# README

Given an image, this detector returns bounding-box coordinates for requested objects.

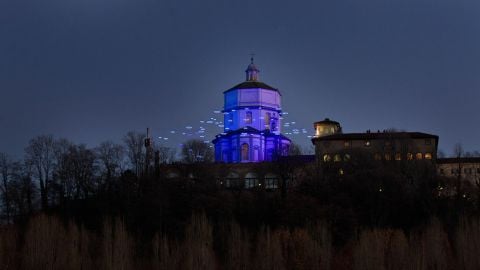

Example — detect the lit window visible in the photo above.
[365,140,371,147]
[407,153,413,160]
[339,169,344,175]
[416,153,423,160]
[323,154,331,162]
[385,153,392,161]
[425,153,432,160]
[241,143,249,161]
[334,154,342,162]
[344,141,350,147]
[245,112,252,124]
[344,154,351,161]
[395,153,401,161]
[374,153,382,160]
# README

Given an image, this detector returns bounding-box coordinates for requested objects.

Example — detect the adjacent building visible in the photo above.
[437,157,480,185]
[311,118,439,163]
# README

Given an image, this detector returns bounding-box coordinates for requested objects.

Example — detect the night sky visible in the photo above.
[1,0,479,158]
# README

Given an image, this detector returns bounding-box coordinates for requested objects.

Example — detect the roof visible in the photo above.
[314,118,341,125]
[313,132,439,141]
[224,81,279,93]
[437,157,480,164]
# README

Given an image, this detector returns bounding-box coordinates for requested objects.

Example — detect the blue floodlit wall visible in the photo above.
[213,83,291,163]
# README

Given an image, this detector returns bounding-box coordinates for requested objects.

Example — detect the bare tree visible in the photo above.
[123,131,146,176]
[96,141,125,184]
[56,144,97,200]
[181,139,214,163]
[288,143,303,156]
[0,153,14,222]
[24,135,56,210]
[155,143,176,164]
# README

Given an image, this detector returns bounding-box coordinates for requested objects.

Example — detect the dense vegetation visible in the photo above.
[1,133,480,269]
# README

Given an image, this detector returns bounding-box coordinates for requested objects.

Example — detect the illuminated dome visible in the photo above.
[314,118,342,137]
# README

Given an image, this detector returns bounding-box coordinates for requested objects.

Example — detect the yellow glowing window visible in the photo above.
[365,140,371,147]
[334,154,342,162]
[416,153,423,160]
[344,141,350,147]
[407,153,413,160]
[344,154,351,161]
[323,154,331,162]
[395,153,401,161]
[385,153,392,161]
[339,168,344,175]
[425,153,432,160]
[374,153,382,160]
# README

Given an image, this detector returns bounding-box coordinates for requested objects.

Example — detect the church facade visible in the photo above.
[212,59,291,163]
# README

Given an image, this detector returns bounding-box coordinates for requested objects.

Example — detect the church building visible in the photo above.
[212,59,291,163]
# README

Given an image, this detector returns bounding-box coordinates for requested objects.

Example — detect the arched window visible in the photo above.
[245,111,252,124]
[425,153,432,160]
[244,172,258,189]
[323,154,331,162]
[395,153,402,161]
[374,153,382,161]
[416,153,423,160]
[241,143,249,161]
[264,113,271,129]
[385,153,392,161]
[407,153,413,160]
[334,154,342,162]
[264,173,279,189]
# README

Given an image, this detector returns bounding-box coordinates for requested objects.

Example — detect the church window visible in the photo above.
[264,113,271,129]
[323,154,331,162]
[407,153,413,160]
[395,153,402,161]
[245,112,252,124]
[425,153,432,160]
[416,153,423,160]
[241,143,249,161]
[334,154,342,162]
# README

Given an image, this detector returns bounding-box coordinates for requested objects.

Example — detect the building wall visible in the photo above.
[437,159,480,185]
